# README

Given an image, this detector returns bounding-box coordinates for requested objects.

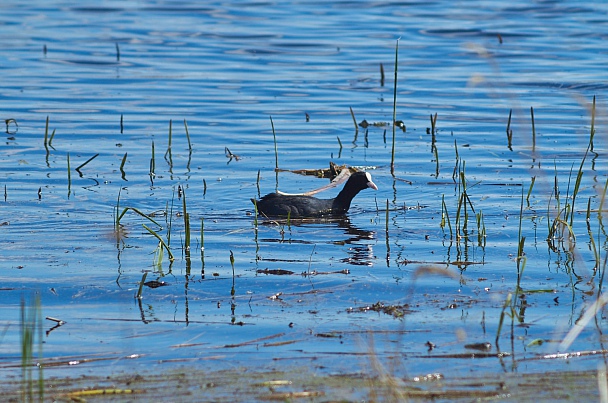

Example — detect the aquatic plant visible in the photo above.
[20,295,43,402]
[75,153,99,177]
[390,38,399,175]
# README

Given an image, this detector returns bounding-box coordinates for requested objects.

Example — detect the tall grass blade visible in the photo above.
[48,129,56,149]
[136,272,148,299]
[67,152,71,197]
[390,38,399,176]
[517,187,526,273]
[75,153,99,177]
[43,116,49,152]
[256,170,261,197]
[349,107,358,134]
[385,199,390,263]
[530,106,536,150]
[433,142,439,178]
[253,198,258,229]
[526,176,536,205]
[230,251,236,297]
[441,194,453,238]
[116,206,163,229]
[270,116,278,171]
[590,95,596,152]
[150,141,156,179]
[143,224,175,262]
[506,109,513,149]
[164,119,173,159]
[184,119,192,151]
[182,188,191,257]
[200,217,205,252]
[495,293,512,348]
[20,295,43,402]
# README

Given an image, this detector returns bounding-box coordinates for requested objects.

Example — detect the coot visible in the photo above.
[252,171,378,217]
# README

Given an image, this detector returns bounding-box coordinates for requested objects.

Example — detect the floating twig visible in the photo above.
[120,152,128,181]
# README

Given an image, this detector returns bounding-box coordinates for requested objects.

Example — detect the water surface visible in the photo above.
[1,0,607,395]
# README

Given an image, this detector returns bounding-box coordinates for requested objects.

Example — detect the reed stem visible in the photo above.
[390,38,399,176]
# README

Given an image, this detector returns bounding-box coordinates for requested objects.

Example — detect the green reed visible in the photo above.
[75,153,99,176]
[120,114,124,134]
[182,187,191,258]
[150,141,156,178]
[48,129,56,149]
[183,119,192,151]
[256,170,261,197]
[385,199,390,261]
[433,140,439,178]
[440,194,453,238]
[349,106,358,134]
[385,199,389,234]
[526,176,536,206]
[66,152,71,196]
[452,139,459,182]
[253,198,259,229]
[590,95,596,151]
[43,116,51,152]
[270,116,278,171]
[200,217,205,252]
[20,294,44,402]
[166,190,175,246]
[390,38,399,176]
[546,111,595,250]
[136,272,147,299]
[530,106,536,150]
[143,224,175,262]
[506,108,513,149]
[476,209,486,247]
[429,112,437,135]
[164,119,173,160]
[455,161,476,240]
[495,292,512,348]
[586,197,600,271]
[230,251,236,297]
[517,186,526,275]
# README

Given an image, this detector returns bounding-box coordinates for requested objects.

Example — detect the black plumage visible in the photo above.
[252,171,378,217]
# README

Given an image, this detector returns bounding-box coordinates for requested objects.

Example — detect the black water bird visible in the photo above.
[252,171,378,218]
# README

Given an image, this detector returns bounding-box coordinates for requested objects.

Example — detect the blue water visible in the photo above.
[1,0,607,385]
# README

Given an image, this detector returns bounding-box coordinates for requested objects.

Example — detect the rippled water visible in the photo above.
[1,0,608,391]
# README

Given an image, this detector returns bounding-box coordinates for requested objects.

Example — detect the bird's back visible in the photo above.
[253,193,334,217]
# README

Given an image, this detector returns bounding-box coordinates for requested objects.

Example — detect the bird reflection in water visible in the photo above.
[334,218,376,266]
[257,216,376,267]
